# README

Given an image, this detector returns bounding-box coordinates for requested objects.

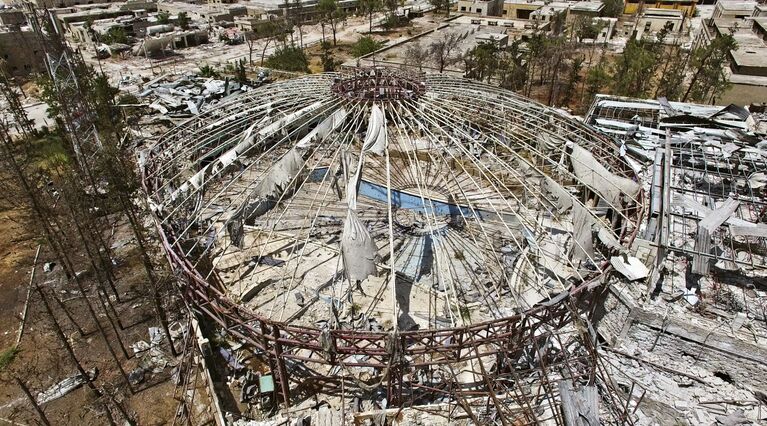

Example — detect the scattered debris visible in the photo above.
[36,368,98,405]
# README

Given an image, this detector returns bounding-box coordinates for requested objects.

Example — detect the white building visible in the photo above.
[633,8,685,39]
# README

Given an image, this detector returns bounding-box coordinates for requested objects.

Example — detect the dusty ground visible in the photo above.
[0,187,186,424]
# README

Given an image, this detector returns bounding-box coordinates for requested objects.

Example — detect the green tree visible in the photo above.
[199,64,219,78]
[464,42,499,82]
[320,41,339,71]
[177,11,190,30]
[584,59,610,105]
[404,41,429,72]
[358,0,381,34]
[572,17,607,43]
[602,0,624,17]
[653,23,687,100]
[428,0,451,17]
[497,40,527,91]
[84,17,95,42]
[351,35,383,57]
[157,11,170,25]
[561,55,584,106]
[382,0,404,28]
[235,59,248,83]
[611,37,659,97]
[319,0,345,46]
[654,50,687,100]
[254,19,288,66]
[682,33,737,103]
[265,45,309,72]
[522,32,546,96]
[290,0,305,47]
[101,26,128,45]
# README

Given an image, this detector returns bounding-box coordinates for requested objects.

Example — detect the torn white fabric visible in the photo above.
[341,209,377,282]
[596,225,624,253]
[219,148,238,169]
[362,105,387,156]
[693,197,740,274]
[537,133,561,152]
[730,224,767,237]
[672,194,755,228]
[190,167,207,190]
[254,148,304,198]
[698,197,740,233]
[571,203,594,263]
[749,172,766,189]
[346,167,360,210]
[544,176,573,213]
[297,108,348,148]
[569,143,640,208]
[317,108,347,139]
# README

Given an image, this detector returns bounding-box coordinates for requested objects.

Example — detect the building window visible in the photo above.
[644,22,651,31]
[476,8,482,13]
[460,6,465,11]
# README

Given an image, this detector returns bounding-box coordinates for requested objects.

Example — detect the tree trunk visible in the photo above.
[120,194,177,356]
[682,49,713,102]
[15,377,51,426]
[261,39,271,66]
[547,53,562,106]
[298,26,303,47]
[35,283,99,394]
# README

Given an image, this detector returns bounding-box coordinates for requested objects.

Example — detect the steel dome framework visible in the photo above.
[142,68,644,424]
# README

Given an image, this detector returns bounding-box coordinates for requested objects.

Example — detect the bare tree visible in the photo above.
[255,20,287,66]
[319,0,345,46]
[358,0,381,34]
[291,0,305,47]
[428,31,462,73]
[404,41,429,72]
[243,31,258,65]
[428,0,451,17]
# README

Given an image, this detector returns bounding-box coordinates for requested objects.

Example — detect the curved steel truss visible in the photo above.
[142,68,644,423]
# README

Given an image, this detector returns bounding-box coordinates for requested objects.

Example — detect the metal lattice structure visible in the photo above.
[23,2,101,170]
[142,68,644,423]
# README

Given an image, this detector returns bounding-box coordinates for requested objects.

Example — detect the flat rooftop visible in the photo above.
[730,34,767,67]
[570,1,604,12]
[716,1,756,11]
[643,7,684,17]
[503,0,545,5]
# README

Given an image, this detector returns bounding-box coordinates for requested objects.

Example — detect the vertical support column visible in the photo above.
[272,325,291,408]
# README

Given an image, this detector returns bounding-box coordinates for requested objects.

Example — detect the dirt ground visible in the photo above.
[0,192,186,424]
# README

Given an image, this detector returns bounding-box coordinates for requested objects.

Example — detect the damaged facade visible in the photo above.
[587,94,767,425]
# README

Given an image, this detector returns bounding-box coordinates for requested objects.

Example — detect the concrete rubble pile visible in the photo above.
[587,94,767,425]
[137,72,270,118]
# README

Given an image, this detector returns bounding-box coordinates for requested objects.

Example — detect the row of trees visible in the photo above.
[588,24,737,104]
[455,23,737,109]
[0,35,181,423]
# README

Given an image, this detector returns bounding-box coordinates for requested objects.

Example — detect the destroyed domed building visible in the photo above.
[141,68,653,424]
